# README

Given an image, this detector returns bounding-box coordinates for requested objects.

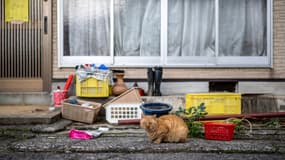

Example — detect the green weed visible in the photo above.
[176,103,208,138]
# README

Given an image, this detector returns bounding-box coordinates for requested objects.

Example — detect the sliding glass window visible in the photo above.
[58,0,271,67]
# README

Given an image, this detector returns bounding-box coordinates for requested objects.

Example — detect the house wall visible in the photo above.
[52,0,285,80]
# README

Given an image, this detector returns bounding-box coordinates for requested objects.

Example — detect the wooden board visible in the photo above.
[0,78,42,92]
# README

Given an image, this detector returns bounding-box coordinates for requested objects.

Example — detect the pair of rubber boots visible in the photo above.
[147,66,163,96]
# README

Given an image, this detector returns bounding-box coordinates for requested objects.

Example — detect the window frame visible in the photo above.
[58,0,273,68]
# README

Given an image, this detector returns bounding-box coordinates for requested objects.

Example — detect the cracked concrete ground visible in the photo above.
[0,120,285,160]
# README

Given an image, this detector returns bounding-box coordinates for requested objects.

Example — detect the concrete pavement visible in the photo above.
[0,120,285,160]
[0,152,284,160]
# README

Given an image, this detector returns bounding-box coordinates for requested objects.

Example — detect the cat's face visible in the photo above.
[140,115,158,132]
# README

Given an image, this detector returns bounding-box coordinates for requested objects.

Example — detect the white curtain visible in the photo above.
[63,0,266,57]
[168,0,266,57]
[219,0,266,56]
[114,0,161,56]
[168,0,215,57]
[63,0,110,56]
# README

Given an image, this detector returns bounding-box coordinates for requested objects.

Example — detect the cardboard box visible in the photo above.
[62,99,102,124]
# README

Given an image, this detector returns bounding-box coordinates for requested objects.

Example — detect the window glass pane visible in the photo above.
[63,0,110,56]
[219,0,267,56]
[114,0,161,56]
[168,0,215,57]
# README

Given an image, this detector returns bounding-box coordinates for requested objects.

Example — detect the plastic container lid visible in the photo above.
[98,64,108,70]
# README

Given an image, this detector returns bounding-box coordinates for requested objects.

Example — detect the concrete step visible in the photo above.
[0,92,284,116]
[0,92,51,105]
[0,105,61,125]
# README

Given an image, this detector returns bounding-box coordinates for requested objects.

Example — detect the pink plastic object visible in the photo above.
[53,90,68,107]
[69,129,93,140]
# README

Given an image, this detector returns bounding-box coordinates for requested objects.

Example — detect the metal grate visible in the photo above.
[0,0,43,78]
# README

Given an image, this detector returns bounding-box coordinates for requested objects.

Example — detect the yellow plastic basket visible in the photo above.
[76,76,109,97]
[185,93,241,115]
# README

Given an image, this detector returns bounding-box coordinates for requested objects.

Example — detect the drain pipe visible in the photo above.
[198,112,285,121]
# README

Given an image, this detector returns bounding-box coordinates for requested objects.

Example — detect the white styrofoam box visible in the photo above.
[106,103,143,124]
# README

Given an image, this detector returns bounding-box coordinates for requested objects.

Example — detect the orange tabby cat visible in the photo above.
[140,114,189,144]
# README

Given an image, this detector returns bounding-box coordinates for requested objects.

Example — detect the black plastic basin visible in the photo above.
[140,102,173,117]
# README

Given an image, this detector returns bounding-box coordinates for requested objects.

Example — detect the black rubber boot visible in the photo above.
[147,67,154,96]
[153,66,162,96]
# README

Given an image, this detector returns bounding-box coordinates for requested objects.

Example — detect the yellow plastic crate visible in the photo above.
[76,76,109,97]
[185,93,241,115]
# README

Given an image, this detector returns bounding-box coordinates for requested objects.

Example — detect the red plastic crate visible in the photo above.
[204,122,235,141]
